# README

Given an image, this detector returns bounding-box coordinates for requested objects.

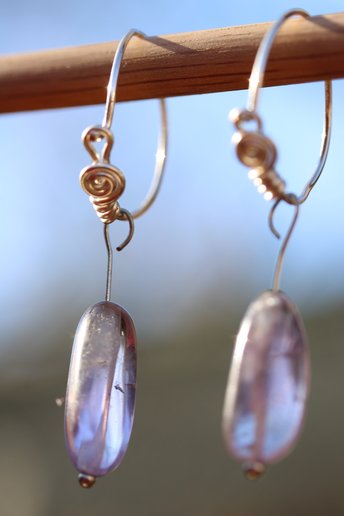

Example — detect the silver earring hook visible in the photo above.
[248,9,309,112]
[101,30,168,221]
[81,30,168,302]
[131,98,168,219]
[230,9,333,291]
[98,30,167,302]
[83,30,168,226]
[102,29,145,130]
[246,8,332,206]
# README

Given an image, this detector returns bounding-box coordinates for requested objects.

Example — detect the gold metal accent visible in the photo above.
[230,9,332,291]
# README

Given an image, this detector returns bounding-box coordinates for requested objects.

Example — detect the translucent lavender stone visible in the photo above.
[222,290,310,466]
[64,301,136,478]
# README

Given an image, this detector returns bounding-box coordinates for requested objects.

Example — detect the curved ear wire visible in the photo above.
[244,8,332,206]
[79,30,168,302]
[102,30,168,221]
[248,9,310,111]
[230,8,332,291]
[103,30,146,130]
[298,79,332,204]
[131,98,168,219]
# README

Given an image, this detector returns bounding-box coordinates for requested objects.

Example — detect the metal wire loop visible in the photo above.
[271,200,300,292]
[103,29,168,219]
[230,9,332,208]
[85,29,168,222]
[82,126,114,163]
[103,29,146,130]
[245,8,332,206]
[80,29,168,301]
[230,9,332,291]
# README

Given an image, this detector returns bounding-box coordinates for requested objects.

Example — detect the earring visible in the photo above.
[222,9,332,479]
[64,30,168,488]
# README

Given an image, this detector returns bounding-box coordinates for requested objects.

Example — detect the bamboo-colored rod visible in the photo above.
[0,12,344,113]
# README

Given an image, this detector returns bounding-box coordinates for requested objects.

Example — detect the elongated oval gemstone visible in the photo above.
[64,301,136,484]
[222,290,310,475]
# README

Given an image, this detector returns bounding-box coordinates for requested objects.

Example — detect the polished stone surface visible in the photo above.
[65,301,136,478]
[222,290,310,466]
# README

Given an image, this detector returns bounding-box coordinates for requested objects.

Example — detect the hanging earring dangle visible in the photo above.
[222,9,332,479]
[64,30,168,488]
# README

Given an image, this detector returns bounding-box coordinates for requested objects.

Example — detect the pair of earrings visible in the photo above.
[63,9,332,488]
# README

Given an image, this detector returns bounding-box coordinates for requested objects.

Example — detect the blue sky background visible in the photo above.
[1,0,343,353]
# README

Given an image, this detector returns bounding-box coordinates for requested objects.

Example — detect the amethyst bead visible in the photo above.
[64,301,137,482]
[222,290,310,472]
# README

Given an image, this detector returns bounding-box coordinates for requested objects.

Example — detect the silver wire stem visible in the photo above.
[242,8,333,292]
[131,98,168,219]
[298,80,332,204]
[83,29,168,303]
[103,29,146,130]
[272,203,300,292]
[104,223,113,302]
[99,29,168,221]
[247,8,332,208]
[248,9,309,113]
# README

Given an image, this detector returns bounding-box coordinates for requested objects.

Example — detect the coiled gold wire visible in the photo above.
[80,126,125,224]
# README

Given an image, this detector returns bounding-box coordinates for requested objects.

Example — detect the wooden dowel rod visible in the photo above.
[0,12,344,114]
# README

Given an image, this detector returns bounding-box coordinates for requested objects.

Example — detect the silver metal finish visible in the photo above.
[248,9,309,112]
[272,201,300,292]
[230,9,332,290]
[103,30,145,130]
[79,30,168,301]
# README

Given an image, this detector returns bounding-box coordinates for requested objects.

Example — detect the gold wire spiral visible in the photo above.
[230,108,286,202]
[80,125,126,224]
[80,163,125,223]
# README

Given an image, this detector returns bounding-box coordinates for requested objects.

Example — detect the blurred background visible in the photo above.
[1,0,344,514]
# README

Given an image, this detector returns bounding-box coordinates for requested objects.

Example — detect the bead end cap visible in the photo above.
[78,473,96,489]
[243,462,265,480]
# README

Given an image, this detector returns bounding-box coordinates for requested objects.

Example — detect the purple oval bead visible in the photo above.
[64,301,136,478]
[222,290,310,467]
